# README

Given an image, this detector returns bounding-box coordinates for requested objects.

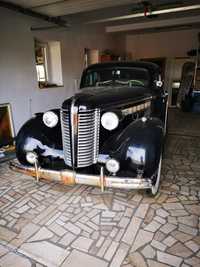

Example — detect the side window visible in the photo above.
[84,72,92,86]
[84,71,98,87]
[35,39,63,89]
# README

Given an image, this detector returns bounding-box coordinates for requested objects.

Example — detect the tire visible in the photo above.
[147,155,162,196]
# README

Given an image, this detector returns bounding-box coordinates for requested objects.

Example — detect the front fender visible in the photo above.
[16,111,65,169]
[101,117,164,177]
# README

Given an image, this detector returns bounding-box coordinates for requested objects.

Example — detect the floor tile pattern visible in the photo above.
[0,134,200,266]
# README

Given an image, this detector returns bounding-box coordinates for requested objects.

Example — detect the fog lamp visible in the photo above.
[26,152,38,164]
[106,159,120,174]
[43,111,58,128]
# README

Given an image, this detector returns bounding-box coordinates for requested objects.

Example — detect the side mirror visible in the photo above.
[154,74,163,90]
[156,80,163,87]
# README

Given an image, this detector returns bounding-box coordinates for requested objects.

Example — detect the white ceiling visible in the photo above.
[5,0,139,16]
[3,0,200,32]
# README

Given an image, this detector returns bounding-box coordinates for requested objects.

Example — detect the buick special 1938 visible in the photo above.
[11,61,168,196]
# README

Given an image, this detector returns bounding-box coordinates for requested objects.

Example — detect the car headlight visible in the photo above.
[43,111,58,128]
[101,112,119,131]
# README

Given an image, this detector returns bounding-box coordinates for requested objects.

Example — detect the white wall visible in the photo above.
[126,29,199,59]
[126,29,199,105]
[0,8,118,134]
[0,9,37,134]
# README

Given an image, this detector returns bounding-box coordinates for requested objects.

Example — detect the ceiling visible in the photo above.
[3,0,198,17]
[2,0,140,16]
[1,0,200,33]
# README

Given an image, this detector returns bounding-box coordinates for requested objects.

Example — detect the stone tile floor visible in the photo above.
[0,134,200,266]
[168,108,200,137]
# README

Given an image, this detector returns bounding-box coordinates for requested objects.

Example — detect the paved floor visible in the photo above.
[168,108,200,137]
[0,109,200,267]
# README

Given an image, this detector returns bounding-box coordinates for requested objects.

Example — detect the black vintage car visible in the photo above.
[11,61,168,196]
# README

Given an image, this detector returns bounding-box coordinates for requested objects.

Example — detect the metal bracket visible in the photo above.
[100,166,105,192]
[136,168,144,179]
[34,160,40,183]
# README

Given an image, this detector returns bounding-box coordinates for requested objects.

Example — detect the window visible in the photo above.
[81,67,150,88]
[35,39,63,89]
[36,65,46,82]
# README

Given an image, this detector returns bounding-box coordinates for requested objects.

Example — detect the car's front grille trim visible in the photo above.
[61,109,72,167]
[61,107,100,168]
[77,109,100,168]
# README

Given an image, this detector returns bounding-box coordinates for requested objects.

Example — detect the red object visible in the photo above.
[144,6,148,17]
[101,55,112,63]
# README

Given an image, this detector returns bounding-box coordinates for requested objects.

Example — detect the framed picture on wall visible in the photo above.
[0,103,15,148]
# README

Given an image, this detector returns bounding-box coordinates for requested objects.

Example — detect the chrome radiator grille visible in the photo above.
[61,109,72,167]
[61,108,100,168]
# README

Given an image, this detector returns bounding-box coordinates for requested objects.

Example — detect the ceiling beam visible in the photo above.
[32,0,138,17]
[88,4,200,24]
[106,15,200,33]
[0,0,69,28]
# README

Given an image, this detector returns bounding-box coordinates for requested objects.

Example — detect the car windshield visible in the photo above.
[81,67,150,88]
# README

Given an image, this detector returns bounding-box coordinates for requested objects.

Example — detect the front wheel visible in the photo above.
[147,155,162,196]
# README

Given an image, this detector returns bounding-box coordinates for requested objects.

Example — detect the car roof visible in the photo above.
[85,61,160,73]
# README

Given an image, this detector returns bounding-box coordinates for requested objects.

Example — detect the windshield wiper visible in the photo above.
[115,80,145,86]
[96,80,112,86]
[115,80,128,85]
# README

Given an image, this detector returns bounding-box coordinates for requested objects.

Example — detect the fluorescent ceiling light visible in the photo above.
[88,4,200,24]
[106,15,200,33]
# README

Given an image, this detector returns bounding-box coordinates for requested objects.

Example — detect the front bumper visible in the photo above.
[10,161,152,190]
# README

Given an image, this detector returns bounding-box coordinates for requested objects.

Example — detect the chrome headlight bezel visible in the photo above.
[43,111,58,128]
[101,112,119,131]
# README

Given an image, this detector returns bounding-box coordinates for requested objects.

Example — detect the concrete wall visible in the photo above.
[0,8,119,134]
[126,29,199,59]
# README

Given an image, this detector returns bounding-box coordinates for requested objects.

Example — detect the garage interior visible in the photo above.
[0,0,200,266]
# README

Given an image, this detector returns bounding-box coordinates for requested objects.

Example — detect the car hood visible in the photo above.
[62,86,152,110]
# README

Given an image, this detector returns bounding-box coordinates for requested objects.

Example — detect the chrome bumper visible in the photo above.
[10,161,152,190]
